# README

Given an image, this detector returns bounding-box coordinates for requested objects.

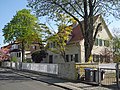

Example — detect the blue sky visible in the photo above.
[0,0,28,47]
[0,0,120,47]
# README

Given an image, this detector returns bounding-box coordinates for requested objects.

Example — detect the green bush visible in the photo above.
[23,58,32,63]
[10,57,17,62]
[31,50,47,63]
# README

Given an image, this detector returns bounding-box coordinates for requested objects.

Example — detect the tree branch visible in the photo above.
[53,1,85,38]
[93,0,96,8]
[74,1,84,15]
[93,23,101,40]
[69,3,84,18]
[89,0,93,16]
[84,0,88,18]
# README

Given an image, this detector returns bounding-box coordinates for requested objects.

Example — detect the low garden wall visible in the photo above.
[1,62,77,80]
[58,62,77,80]
[22,63,58,75]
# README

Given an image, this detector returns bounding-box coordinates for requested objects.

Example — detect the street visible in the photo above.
[0,68,65,90]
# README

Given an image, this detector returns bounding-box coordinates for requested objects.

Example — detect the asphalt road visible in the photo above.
[0,68,65,90]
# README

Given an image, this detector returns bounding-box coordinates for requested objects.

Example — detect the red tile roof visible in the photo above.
[69,15,100,43]
[69,25,83,42]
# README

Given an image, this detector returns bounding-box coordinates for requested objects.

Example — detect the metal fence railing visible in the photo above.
[75,63,120,89]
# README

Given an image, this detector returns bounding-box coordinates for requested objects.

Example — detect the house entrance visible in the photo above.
[49,55,53,63]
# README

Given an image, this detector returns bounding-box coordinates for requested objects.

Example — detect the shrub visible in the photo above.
[31,50,47,63]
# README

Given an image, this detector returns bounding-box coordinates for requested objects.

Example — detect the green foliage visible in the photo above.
[23,58,32,63]
[27,0,120,19]
[113,55,120,63]
[31,50,47,63]
[2,9,41,44]
[10,57,17,62]
[113,31,120,62]
[2,9,44,61]
[28,0,120,62]
[46,14,74,61]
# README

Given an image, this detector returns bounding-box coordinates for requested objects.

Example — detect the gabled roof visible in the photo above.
[69,25,83,42]
[68,14,112,43]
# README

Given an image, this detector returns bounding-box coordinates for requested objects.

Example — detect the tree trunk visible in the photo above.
[21,41,25,62]
[84,15,94,62]
[84,0,94,62]
[62,51,66,62]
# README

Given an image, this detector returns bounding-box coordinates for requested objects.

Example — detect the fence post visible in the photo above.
[19,62,22,70]
[116,63,120,89]
[98,68,101,86]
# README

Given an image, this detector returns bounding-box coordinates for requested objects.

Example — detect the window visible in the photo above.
[100,55,103,63]
[75,54,78,62]
[47,43,50,48]
[53,42,56,48]
[50,43,52,48]
[49,55,53,63]
[18,45,21,49]
[71,55,73,61]
[99,39,102,46]
[35,46,37,50]
[17,52,21,57]
[32,46,37,50]
[105,56,110,63]
[93,54,99,62]
[66,55,69,62]
[104,40,109,47]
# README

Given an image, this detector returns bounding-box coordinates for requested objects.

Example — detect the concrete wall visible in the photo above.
[58,62,77,80]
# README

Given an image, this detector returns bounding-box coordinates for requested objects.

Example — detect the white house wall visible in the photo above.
[46,15,112,63]
[92,16,112,55]
[47,43,81,63]
[66,44,81,62]
[80,40,85,63]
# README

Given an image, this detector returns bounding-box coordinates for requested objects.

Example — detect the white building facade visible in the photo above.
[45,15,113,64]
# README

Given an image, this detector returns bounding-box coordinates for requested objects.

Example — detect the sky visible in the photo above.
[0,0,28,47]
[0,0,120,47]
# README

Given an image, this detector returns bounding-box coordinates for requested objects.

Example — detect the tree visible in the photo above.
[31,50,47,63]
[2,9,41,62]
[46,14,74,62]
[27,0,120,62]
[112,29,120,62]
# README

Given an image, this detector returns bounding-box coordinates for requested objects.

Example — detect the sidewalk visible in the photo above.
[12,69,112,90]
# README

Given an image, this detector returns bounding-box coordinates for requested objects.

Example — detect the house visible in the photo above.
[9,42,43,62]
[45,15,113,64]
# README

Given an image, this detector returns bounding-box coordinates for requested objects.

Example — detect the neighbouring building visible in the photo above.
[45,15,113,64]
[0,45,11,61]
[9,42,42,62]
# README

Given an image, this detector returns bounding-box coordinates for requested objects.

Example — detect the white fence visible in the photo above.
[1,62,77,80]
[22,63,58,74]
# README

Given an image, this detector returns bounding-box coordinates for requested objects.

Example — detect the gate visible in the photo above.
[76,63,120,89]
